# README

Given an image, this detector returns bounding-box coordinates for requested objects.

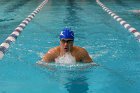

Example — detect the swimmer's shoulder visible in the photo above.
[48,46,60,55]
[73,46,87,52]
[42,46,60,62]
[73,46,93,63]
[73,46,91,58]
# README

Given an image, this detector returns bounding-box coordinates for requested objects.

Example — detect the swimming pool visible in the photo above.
[0,0,140,92]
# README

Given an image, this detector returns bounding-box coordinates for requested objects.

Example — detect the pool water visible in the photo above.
[0,0,140,93]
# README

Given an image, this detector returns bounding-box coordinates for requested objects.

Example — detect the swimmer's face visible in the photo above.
[60,39,74,53]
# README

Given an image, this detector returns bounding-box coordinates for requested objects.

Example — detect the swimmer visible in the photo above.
[42,28,94,63]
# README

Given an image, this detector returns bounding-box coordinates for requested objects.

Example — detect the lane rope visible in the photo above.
[96,0,140,42]
[0,0,48,60]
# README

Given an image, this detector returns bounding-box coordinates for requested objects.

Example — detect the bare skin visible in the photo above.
[42,39,93,63]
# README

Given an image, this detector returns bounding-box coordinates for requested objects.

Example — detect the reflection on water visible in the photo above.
[64,0,83,28]
[52,66,90,93]
[65,76,89,93]
[37,62,97,93]
[113,0,128,7]
[5,0,31,13]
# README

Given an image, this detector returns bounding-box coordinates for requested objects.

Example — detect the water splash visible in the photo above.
[55,53,76,65]
[37,61,97,72]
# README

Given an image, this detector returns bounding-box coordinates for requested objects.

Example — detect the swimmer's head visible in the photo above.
[60,28,74,40]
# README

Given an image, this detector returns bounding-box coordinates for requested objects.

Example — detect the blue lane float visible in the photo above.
[96,0,140,42]
[0,0,49,60]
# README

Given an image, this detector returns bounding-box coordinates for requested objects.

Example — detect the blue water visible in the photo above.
[0,0,140,93]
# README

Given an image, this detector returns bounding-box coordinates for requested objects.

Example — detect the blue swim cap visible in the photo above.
[60,28,74,40]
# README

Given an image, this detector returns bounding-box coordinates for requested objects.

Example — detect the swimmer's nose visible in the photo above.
[64,42,68,46]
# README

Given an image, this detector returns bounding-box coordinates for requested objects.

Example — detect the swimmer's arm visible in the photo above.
[82,50,99,66]
[83,55,99,66]
[83,54,93,63]
[81,48,94,63]
[42,53,54,62]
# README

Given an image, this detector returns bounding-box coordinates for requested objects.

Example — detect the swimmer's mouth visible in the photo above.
[64,47,68,50]
[64,47,68,51]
